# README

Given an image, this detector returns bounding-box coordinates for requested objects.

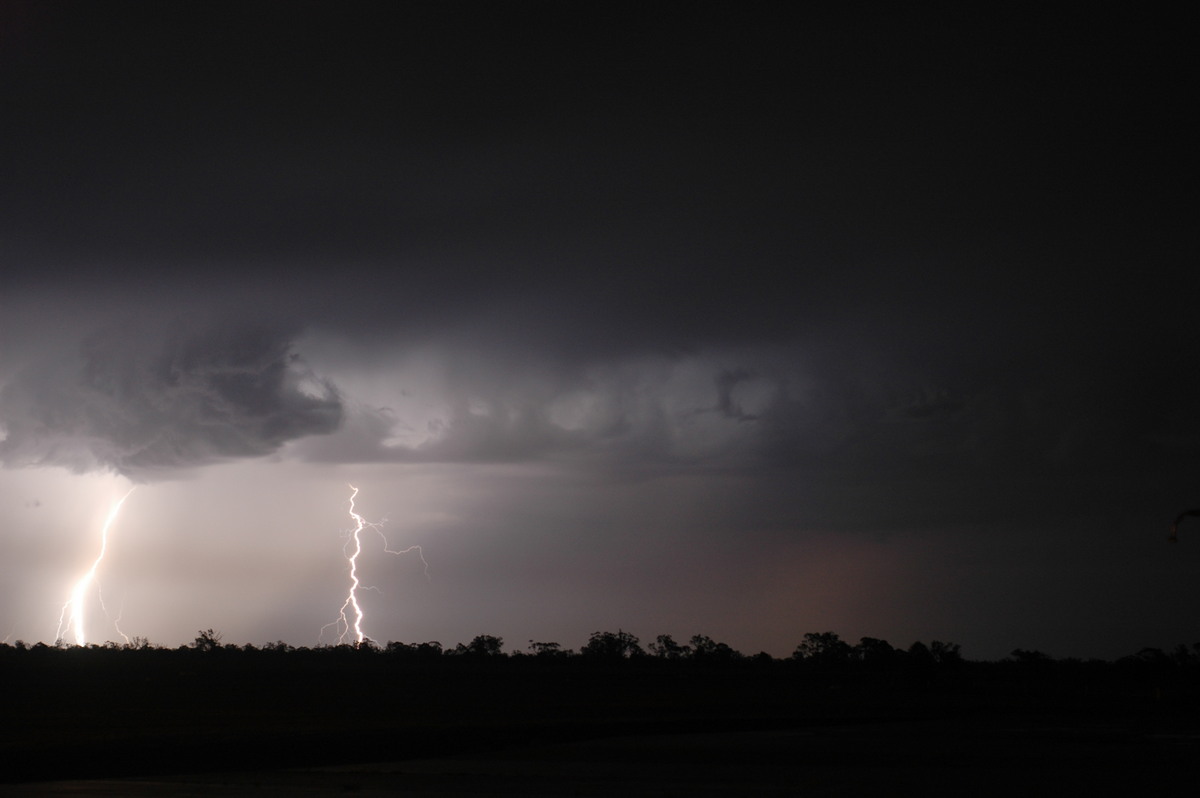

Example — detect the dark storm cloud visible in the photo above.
[0,2,1193,522]
[290,335,1150,496]
[0,2,1197,660]
[0,321,342,480]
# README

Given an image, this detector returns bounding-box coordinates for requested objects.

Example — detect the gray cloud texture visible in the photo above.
[0,321,342,480]
[0,4,1196,659]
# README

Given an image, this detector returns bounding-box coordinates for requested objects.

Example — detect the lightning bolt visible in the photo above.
[56,487,135,646]
[322,485,428,645]
[108,591,132,646]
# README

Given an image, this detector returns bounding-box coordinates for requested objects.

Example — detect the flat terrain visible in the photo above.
[3,648,1199,795]
[6,718,1200,797]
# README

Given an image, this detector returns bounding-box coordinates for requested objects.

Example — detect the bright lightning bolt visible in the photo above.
[322,485,428,645]
[56,487,135,646]
[332,486,368,645]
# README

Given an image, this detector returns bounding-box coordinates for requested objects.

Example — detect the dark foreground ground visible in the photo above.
[3,649,1199,795]
[5,717,1200,797]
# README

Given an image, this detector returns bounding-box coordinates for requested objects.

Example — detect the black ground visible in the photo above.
[3,646,1199,794]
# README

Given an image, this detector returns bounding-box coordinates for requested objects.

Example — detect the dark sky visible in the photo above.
[0,3,1196,659]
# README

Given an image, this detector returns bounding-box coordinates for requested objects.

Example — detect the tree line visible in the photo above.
[4,629,1200,675]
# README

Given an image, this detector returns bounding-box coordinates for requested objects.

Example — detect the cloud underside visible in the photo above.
[0,324,342,480]
[291,341,1199,488]
[2,307,1197,535]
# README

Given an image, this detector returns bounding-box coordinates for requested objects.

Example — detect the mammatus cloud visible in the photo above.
[0,323,342,480]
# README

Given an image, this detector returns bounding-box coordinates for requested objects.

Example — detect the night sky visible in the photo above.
[1,3,1195,659]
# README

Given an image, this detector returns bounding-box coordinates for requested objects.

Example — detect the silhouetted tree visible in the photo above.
[1170,644,1197,667]
[460,634,504,657]
[414,641,444,659]
[905,641,937,672]
[1009,649,1053,665]
[930,640,963,665]
[1134,647,1168,664]
[854,637,897,666]
[192,628,222,652]
[528,640,569,658]
[689,634,742,663]
[793,632,852,667]
[581,630,643,660]
[649,634,691,660]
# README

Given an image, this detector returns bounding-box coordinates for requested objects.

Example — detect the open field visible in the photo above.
[6,718,1200,797]
[3,648,1200,795]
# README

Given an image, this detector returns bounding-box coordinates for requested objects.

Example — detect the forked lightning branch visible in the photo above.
[56,488,136,646]
[323,484,428,646]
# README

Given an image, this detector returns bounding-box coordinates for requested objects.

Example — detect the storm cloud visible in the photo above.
[0,321,342,480]
[0,5,1194,658]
